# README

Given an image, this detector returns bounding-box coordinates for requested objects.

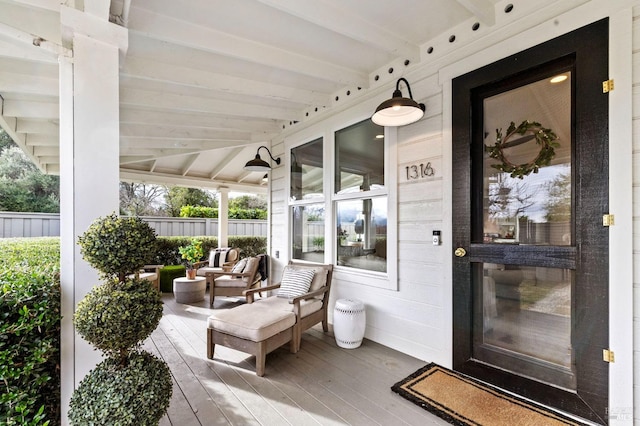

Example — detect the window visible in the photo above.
[290,138,323,201]
[334,119,387,273]
[336,197,387,272]
[289,138,324,262]
[291,204,325,262]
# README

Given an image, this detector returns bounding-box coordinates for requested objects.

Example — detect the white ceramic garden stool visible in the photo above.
[173,276,206,303]
[333,298,366,349]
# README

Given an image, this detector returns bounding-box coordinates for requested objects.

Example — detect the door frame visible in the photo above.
[451,19,609,424]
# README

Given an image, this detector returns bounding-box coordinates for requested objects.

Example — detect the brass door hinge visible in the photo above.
[603,214,615,227]
[602,79,614,93]
[603,349,615,363]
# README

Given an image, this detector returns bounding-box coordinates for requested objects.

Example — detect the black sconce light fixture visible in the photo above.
[371,77,425,126]
[244,145,281,172]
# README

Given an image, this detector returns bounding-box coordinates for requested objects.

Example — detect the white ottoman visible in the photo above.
[333,299,366,349]
[173,276,206,303]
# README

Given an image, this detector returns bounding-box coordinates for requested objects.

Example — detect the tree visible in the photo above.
[119,182,166,216]
[543,168,571,222]
[164,186,217,217]
[0,134,60,213]
[229,194,267,210]
[0,128,13,152]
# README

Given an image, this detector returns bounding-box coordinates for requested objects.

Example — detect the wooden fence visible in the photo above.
[0,212,267,238]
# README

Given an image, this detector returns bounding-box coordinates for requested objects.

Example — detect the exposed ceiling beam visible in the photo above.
[208,148,244,180]
[119,137,256,151]
[119,108,281,134]
[24,133,58,146]
[2,98,58,118]
[0,21,69,58]
[181,153,200,176]
[120,88,303,121]
[0,100,44,171]
[120,169,268,194]
[128,5,369,88]
[256,0,420,62]
[455,0,495,26]
[121,56,331,107]
[8,0,61,13]
[15,118,58,134]
[0,70,58,96]
[119,123,253,141]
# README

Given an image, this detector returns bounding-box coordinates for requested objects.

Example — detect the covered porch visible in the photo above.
[149,293,447,425]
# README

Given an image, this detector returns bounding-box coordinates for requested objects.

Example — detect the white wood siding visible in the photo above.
[268,1,638,422]
[631,5,640,425]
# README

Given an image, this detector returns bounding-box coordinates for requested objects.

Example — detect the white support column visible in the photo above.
[59,8,127,425]
[218,187,229,247]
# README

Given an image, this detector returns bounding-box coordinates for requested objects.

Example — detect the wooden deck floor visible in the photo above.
[144,293,449,426]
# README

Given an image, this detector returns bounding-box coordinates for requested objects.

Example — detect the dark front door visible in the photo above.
[452,19,609,424]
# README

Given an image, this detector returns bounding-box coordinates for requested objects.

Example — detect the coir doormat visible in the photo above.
[391,363,586,426]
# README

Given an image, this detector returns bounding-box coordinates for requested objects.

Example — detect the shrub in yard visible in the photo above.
[153,236,217,265]
[70,214,171,425]
[0,238,61,426]
[229,235,267,257]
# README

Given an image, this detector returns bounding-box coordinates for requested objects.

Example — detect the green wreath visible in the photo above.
[485,120,559,179]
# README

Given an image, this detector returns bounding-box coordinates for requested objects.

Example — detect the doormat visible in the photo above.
[391,363,586,426]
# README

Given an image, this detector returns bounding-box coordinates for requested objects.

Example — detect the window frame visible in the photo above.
[286,117,398,291]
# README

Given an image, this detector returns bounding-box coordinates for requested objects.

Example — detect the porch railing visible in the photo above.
[0,212,267,238]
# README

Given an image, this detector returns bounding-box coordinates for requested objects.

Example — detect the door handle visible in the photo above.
[454,247,467,257]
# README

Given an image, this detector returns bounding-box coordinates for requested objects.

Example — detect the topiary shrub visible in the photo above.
[70,213,171,425]
[74,278,163,362]
[68,351,171,425]
[78,213,157,282]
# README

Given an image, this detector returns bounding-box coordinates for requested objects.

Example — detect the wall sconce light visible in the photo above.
[371,77,425,126]
[244,145,281,172]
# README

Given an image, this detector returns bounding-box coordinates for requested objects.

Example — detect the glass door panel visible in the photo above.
[482,73,572,246]
[473,71,576,390]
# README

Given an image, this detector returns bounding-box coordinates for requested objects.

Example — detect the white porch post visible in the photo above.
[58,7,127,424]
[218,187,229,247]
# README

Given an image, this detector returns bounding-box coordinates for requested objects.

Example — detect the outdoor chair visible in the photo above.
[205,255,262,307]
[206,261,333,376]
[128,264,164,291]
[194,247,240,277]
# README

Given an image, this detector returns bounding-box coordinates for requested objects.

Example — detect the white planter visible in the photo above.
[333,299,366,349]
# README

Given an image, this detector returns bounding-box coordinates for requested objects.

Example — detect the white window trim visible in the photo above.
[286,119,398,291]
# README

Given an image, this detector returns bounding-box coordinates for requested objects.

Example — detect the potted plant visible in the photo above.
[179,238,204,279]
[69,213,172,425]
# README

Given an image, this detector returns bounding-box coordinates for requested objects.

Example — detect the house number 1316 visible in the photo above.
[406,162,435,180]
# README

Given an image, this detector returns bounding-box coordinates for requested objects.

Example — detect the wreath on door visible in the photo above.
[485,120,559,179]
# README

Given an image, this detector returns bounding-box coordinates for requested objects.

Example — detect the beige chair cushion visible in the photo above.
[307,267,328,292]
[196,266,224,277]
[208,304,295,342]
[213,276,247,288]
[127,272,158,282]
[242,257,260,283]
[255,295,322,317]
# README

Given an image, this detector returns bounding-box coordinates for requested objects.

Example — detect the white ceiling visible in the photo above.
[0,0,502,193]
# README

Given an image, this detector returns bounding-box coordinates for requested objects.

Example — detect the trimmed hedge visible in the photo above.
[0,238,60,426]
[152,236,266,265]
[159,265,186,292]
